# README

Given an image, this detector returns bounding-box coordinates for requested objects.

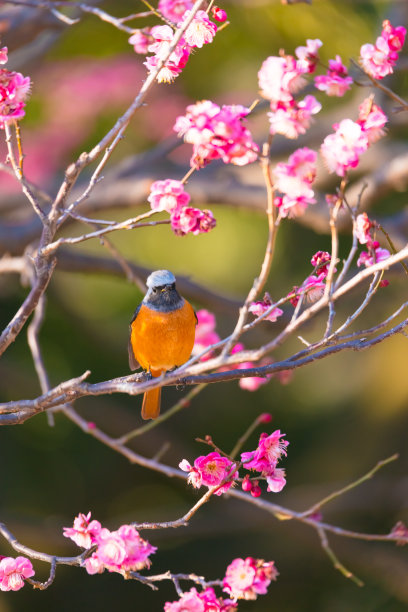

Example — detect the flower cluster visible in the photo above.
[165,586,237,611]
[139,8,219,83]
[0,556,35,592]
[174,100,259,168]
[259,40,322,139]
[273,146,318,217]
[320,96,387,177]
[63,512,156,576]
[192,309,221,360]
[179,451,238,496]
[248,292,283,323]
[241,430,289,494]
[289,250,334,307]
[353,212,390,269]
[223,557,278,600]
[360,20,406,79]
[148,179,216,236]
[0,47,31,128]
[314,55,353,97]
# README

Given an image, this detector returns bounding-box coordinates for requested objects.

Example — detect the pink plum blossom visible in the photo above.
[0,556,35,591]
[174,100,259,168]
[241,430,288,493]
[63,511,102,548]
[295,39,323,73]
[223,557,278,600]
[273,147,317,216]
[267,95,321,139]
[164,586,237,611]
[192,309,221,361]
[238,363,272,391]
[360,20,406,79]
[0,58,31,127]
[181,10,217,49]
[248,293,283,323]
[258,55,307,105]
[357,245,390,267]
[128,29,152,54]
[320,118,369,177]
[0,47,8,64]
[212,7,228,23]
[170,206,216,236]
[179,451,238,495]
[311,250,332,278]
[354,212,373,245]
[357,97,387,144]
[158,0,193,22]
[144,25,190,83]
[314,55,353,97]
[148,179,190,213]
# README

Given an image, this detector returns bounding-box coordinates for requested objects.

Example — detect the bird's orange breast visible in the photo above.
[130,300,196,375]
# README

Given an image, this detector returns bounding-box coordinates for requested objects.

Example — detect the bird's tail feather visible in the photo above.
[141,387,161,420]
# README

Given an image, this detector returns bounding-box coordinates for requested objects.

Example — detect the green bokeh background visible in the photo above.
[1,1,408,611]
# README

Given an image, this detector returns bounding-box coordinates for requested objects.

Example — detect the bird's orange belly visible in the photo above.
[130,301,196,375]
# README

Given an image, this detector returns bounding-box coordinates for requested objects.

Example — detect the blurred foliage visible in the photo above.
[1,1,408,611]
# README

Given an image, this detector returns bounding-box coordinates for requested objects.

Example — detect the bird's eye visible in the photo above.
[152,287,158,294]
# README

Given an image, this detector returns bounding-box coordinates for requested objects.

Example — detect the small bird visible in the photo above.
[128,270,197,420]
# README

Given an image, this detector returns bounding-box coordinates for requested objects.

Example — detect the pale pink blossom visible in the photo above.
[268,95,321,139]
[144,25,190,83]
[0,47,8,64]
[354,212,373,245]
[223,557,278,600]
[128,29,152,54]
[179,451,238,495]
[360,20,406,79]
[212,7,228,23]
[63,511,102,548]
[295,39,323,73]
[265,467,287,493]
[320,118,369,177]
[314,56,353,97]
[238,363,271,391]
[275,194,313,218]
[148,179,190,213]
[248,294,283,323]
[357,97,387,143]
[182,10,217,49]
[357,246,390,267]
[174,100,258,168]
[273,147,317,199]
[164,586,237,611]
[258,55,307,105]
[192,309,221,361]
[301,274,326,302]
[0,556,35,592]
[170,206,216,236]
[158,0,193,22]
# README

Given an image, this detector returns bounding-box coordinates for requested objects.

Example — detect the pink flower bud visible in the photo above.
[241,475,253,492]
[212,6,227,22]
[258,413,273,424]
[250,482,262,497]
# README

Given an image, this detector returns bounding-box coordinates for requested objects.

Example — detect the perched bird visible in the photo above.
[128,270,197,420]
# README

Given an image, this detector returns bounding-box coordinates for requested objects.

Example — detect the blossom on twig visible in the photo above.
[223,557,278,600]
[0,556,35,592]
[179,451,238,496]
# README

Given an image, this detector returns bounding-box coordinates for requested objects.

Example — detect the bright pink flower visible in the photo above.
[295,39,323,73]
[314,55,353,97]
[145,25,190,83]
[357,97,387,143]
[268,95,321,139]
[148,179,190,213]
[311,250,331,278]
[248,293,283,322]
[174,100,258,168]
[212,7,228,23]
[0,556,35,592]
[158,0,193,22]
[192,309,221,361]
[128,29,152,54]
[265,467,287,493]
[238,362,272,391]
[274,147,317,199]
[320,118,369,177]
[179,451,238,495]
[357,246,390,267]
[223,557,278,600]
[360,20,406,79]
[241,430,288,472]
[170,206,216,236]
[354,212,373,245]
[164,586,237,611]
[0,64,31,127]
[258,55,307,105]
[181,10,217,49]
[301,274,326,303]
[63,511,102,548]
[0,47,8,64]
[84,553,105,575]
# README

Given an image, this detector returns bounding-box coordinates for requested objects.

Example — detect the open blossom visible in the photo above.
[311,250,332,278]
[258,55,307,105]
[354,212,373,245]
[192,309,221,360]
[241,430,288,493]
[357,245,390,267]
[223,557,278,600]
[63,511,102,548]
[148,179,190,213]
[273,147,317,217]
[158,0,193,22]
[357,97,387,144]
[0,556,35,592]
[237,362,272,391]
[295,38,322,73]
[174,100,259,168]
[179,451,238,495]
[128,29,152,54]
[320,118,369,177]
[248,293,283,322]
[181,10,217,48]
[314,55,353,97]
[0,48,31,127]
[360,20,406,79]
[171,206,216,236]
[144,25,190,83]
[268,95,321,139]
[165,586,237,611]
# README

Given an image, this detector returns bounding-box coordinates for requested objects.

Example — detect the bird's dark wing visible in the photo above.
[128,304,141,371]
